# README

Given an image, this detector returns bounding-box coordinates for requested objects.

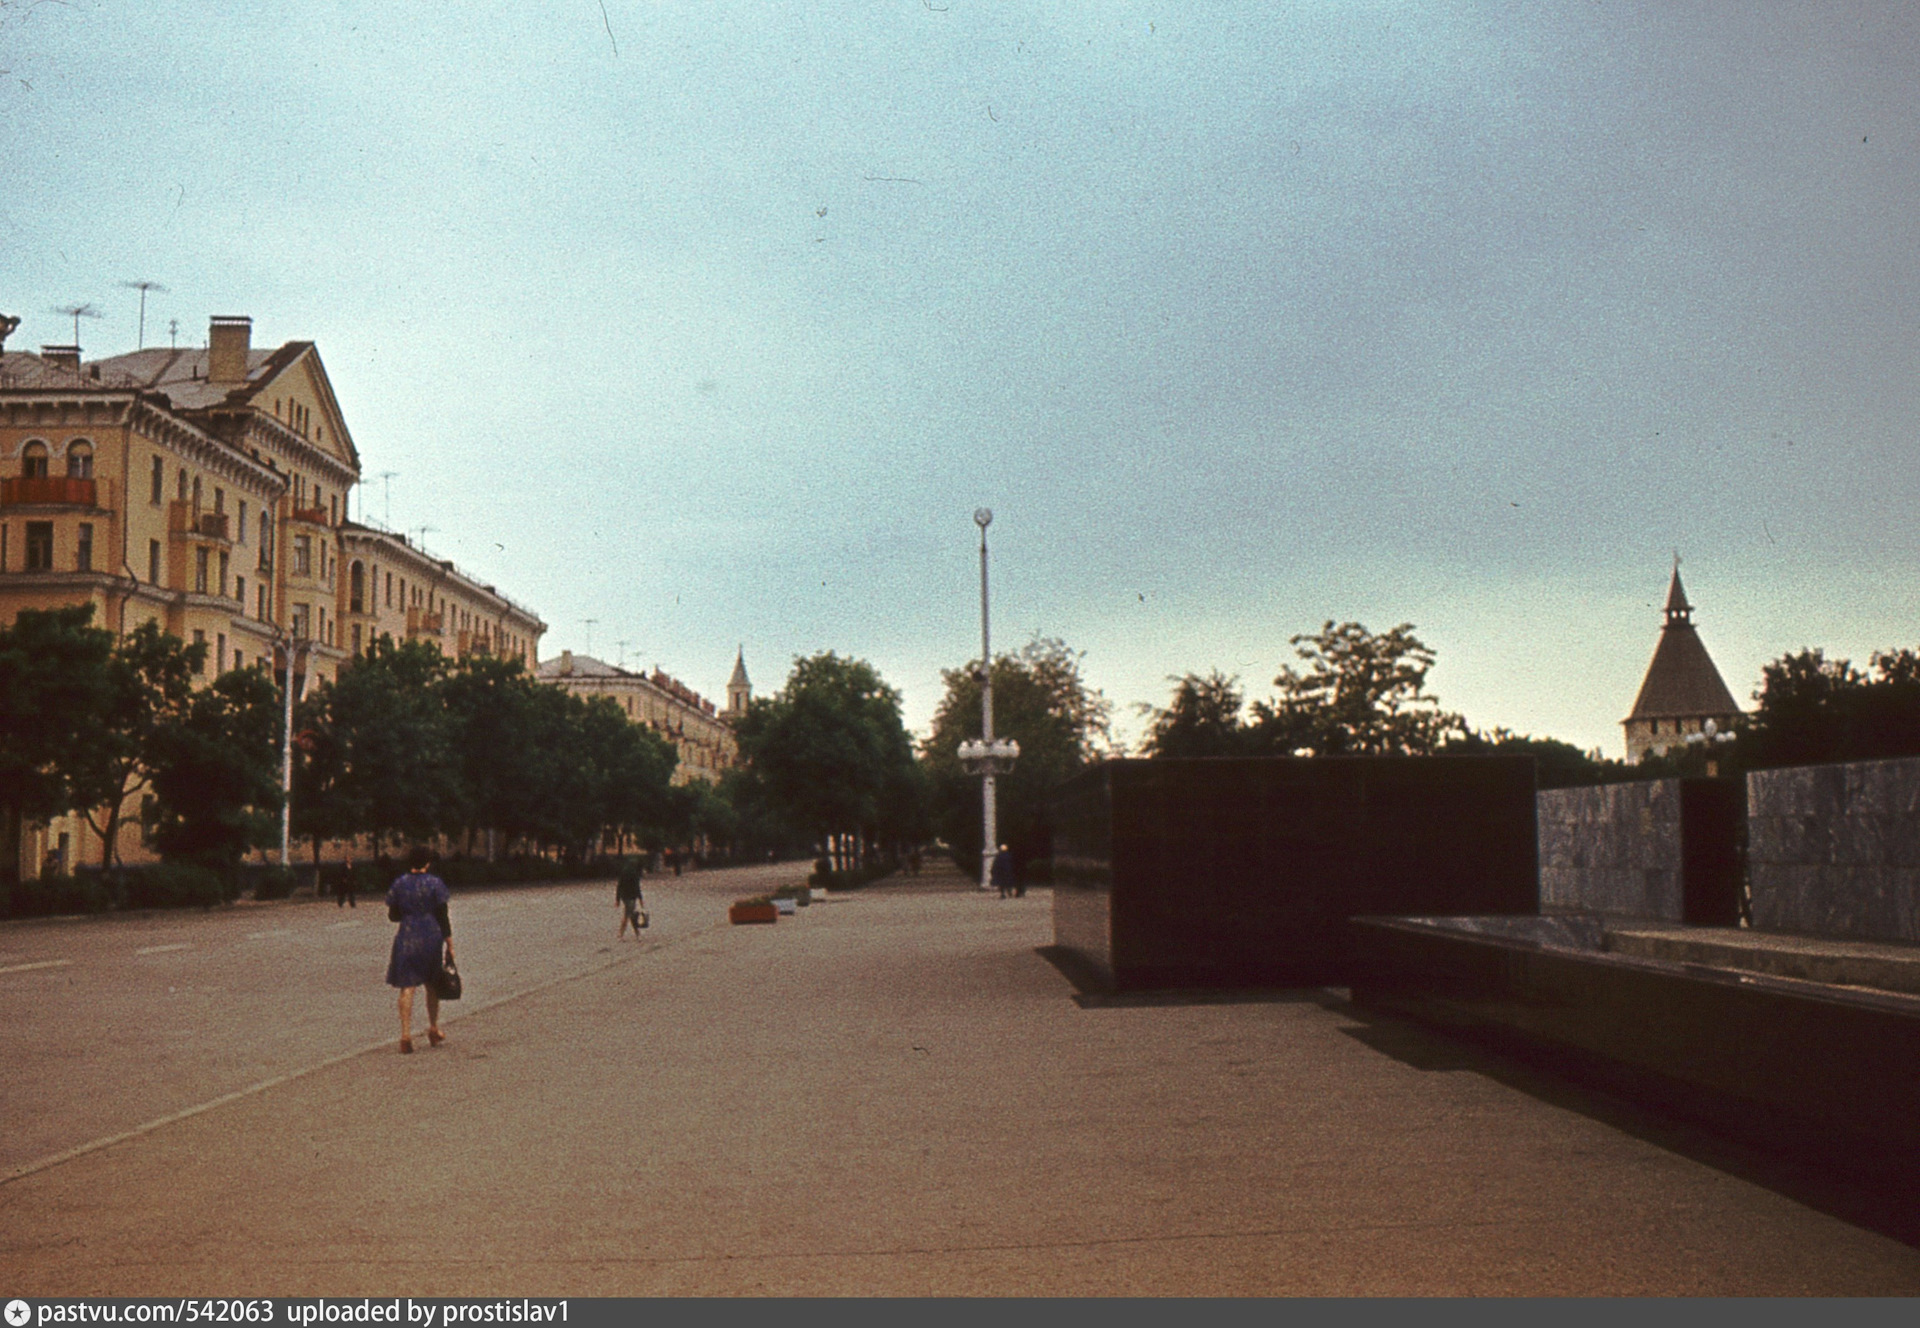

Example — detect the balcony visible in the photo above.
[1,476,96,507]
[290,505,330,526]
[169,502,230,542]
[407,607,445,636]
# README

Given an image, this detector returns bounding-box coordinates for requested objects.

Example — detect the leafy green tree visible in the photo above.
[924,636,1114,872]
[0,606,131,880]
[1251,621,1465,756]
[143,667,283,869]
[297,637,459,854]
[70,620,204,867]
[1443,728,1622,788]
[736,652,921,867]
[1139,670,1255,758]
[1731,646,1920,770]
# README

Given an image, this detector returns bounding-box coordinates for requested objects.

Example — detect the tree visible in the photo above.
[1139,670,1255,758]
[69,621,203,867]
[297,637,459,855]
[143,667,283,869]
[1251,621,1465,756]
[0,605,121,881]
[923,635,1114,873]
[735,652,921,867]
[1735,646,1920,770]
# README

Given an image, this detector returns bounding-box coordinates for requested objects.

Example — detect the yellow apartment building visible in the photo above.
[337,521,544,666]
[536,650,741,784]
[1,315,546,876]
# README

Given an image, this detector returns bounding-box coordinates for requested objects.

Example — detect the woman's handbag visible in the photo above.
[431,950,463,1001]
[638,908,649,930]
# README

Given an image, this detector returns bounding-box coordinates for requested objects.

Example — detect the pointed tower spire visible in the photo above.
[726,646,751,717]
[1664,556,1693,626]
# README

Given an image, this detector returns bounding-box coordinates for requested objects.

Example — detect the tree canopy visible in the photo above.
[734,651,922,863]
[923,635,1113,871]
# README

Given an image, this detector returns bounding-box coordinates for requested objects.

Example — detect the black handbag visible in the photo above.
[431,950,463,1001]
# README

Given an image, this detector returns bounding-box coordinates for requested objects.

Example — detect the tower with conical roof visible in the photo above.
[1622,563,1742,762]
[726,647,751,718]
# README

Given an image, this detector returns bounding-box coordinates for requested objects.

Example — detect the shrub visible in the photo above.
[123,863,229,910]
[251,866,297,901]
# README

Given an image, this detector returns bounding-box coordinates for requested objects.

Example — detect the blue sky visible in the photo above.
[7,2,1919,755]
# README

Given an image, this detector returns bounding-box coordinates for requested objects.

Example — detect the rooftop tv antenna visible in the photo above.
[377,470,399,526]
[583,619,598,657]
[119,280,168,348]
[616,638,631,669]
[51,302,103,346]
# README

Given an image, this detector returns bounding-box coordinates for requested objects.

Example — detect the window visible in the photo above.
[195,547,209,594]
[352,623,362,655]
[350,561,365,613]
[219,551,229,597]
[233,652,243,671]
[148,539,161,584]
[235,574,246,607]
[66,442,93,479]
[213,487,224,515]
[24,521,52,570]
[258,585,269,620]
[76,523,92,571]
[192,629,207,672]
[21,442,49,479]
[150,456,164,504]
[237,500,248,543]
[330,494,338,526]
[258,513,272,570]
[216,633,226,673]
[177,469,188,502]
[385,572,393,607]
[293,535,311,576]
[290,603,310,639]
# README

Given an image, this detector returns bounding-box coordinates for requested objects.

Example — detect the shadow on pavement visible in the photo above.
[1334,998,1920,1252]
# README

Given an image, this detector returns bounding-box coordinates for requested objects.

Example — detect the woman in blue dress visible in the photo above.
[386,844,454,1053]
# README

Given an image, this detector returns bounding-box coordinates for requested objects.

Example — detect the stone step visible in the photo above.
[1605,925,1920,997]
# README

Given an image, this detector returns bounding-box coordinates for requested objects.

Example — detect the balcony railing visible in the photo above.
[407,607,445,635]
[290,505,330,526]
[169,502,231,542]
[1,476,96,507]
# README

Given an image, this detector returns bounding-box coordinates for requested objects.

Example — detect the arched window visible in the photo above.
[65,440,93,479]
[349,561,365,614]
[21,441,49,479]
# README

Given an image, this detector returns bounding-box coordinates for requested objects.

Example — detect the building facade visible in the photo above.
[1622,565,1744,762]
[1,315,546,875]
[536,651,740,784]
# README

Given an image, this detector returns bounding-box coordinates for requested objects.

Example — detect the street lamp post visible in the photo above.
[275,629,311,869]
[957,509,1018,891]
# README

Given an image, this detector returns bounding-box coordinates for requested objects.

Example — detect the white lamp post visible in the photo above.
[958,509,1019,890]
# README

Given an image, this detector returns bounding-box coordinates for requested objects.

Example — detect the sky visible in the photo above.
[6,2,1920,756]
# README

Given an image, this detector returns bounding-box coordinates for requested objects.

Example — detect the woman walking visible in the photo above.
[386,844,453,1054]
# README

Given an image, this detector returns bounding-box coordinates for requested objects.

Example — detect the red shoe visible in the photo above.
[399,1037,414,1054]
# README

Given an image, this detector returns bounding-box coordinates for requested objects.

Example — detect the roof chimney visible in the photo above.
[40,344,81,373]
[560,649,573,676]
[208,315,252,385]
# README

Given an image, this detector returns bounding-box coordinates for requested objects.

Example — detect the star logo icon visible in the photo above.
[5,1300,31,1327]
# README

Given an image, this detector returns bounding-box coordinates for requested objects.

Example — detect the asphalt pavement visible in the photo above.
[3,860,1918,1295]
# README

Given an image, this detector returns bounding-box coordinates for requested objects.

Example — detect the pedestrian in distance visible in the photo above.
[386,844,453,1054]
[337,858,357,909]
[616,858,647,939]
[991,844,1016,899]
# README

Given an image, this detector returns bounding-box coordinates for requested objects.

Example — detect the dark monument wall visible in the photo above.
[1748,757,1920,943]
[1537,778,1743,925]
[1051,757,1537,990]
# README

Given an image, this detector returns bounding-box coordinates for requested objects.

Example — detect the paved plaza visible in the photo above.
[3,861,1918,1296]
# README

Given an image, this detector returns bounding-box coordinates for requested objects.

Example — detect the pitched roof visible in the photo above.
[728,648,750,689]
[535,653,627,680]
[1625,567,1742,721]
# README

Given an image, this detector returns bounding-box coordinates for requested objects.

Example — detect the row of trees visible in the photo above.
[14,601,1920,896]
[0,606,283,878]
